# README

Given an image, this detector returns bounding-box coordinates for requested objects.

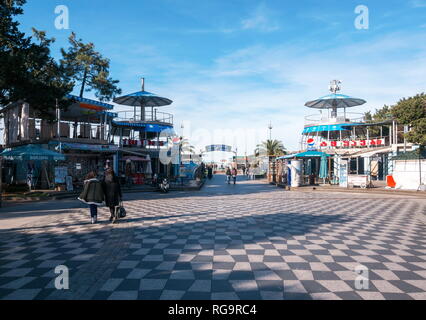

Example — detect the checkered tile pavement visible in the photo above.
[1,176,425,300]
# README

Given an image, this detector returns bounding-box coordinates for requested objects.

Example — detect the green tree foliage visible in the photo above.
[0,0,72,117]
[180,137,195,154]
[255,139,286,158]
[60,33,122,101]
[392,93,426,146]
[374,105,393,121]
[363,105,393,138]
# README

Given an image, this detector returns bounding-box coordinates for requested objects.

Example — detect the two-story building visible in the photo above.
[0,95,118,189]
[274,81,418,189]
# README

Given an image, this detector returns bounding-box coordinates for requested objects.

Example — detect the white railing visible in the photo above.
[115,110,173,124]
[305,112,365,126]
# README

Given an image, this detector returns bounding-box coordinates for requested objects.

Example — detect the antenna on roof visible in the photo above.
[329,80,342,94]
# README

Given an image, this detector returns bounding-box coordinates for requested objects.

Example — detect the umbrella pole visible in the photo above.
[331,100,337,118]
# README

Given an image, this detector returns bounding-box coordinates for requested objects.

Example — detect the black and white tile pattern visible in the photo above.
[1,176,425,300]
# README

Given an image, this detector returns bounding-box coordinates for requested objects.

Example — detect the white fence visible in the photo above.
[393,160,426,190]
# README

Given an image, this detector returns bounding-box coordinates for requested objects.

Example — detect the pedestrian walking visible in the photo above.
[27,162,34,191]
[207,166,213,180]
[250,168,256,180]
[231,167,238,184]
[78,172,105,224]
[102,168,122,224]
[226,167,232,184]
[125,159,133,186]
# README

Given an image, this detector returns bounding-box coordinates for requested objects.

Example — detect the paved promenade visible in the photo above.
[0,175,425,300]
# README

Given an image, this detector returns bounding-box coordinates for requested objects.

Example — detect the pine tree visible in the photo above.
[0,0,72,118]
[60,33,122,101]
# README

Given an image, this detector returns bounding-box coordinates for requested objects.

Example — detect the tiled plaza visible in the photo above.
[0,176,425,300]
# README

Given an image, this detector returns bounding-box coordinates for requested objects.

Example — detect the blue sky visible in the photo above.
[14,0,426,157]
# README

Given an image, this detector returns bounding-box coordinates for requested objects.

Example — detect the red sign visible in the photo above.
[317,139,385,148]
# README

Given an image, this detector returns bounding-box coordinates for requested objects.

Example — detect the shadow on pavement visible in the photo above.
[0,203,352,300]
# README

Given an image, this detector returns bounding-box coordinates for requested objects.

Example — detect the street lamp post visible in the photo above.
[180,123,184,185]
[268,122,273,141]
[268,122,275,183]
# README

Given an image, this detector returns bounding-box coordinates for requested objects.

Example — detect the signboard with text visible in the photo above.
[339,160,348,188]
[306,138,386,149]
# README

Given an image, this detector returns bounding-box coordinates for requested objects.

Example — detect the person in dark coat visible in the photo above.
[226,167,232,184]
[102,168,122,223]
[78,171,104,224]
[207,166,213,179]
[231,167,238,184]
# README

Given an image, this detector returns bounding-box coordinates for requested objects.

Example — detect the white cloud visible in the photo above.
[240,4,280,32]
[174,3,280,35]
[109,30,426,154]
[411,0,426,8]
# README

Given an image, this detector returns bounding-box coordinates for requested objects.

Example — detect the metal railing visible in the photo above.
[305,112,365,126]
[115,110,173,124]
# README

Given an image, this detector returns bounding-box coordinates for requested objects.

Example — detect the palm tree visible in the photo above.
[180,137,195,154]
[255,139,287,158]
[255,139,286,183]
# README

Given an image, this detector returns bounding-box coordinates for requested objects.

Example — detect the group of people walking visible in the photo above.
[78,168,123,224]
[245,166,257,180]
[225,167,238,184]
[225,166,257,184]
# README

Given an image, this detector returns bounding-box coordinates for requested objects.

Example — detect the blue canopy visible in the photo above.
[0,144,66,161]
[67,94,114,110]
[112,121,174,133]
[113,90,172,107]
[305,93,366,110]
[277,151,331,160]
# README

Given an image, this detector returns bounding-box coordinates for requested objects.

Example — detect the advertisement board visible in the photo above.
[339,160,348,188]
[54,166,68,184]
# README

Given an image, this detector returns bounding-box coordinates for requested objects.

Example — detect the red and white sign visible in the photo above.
[316,139,386,149]
[123,139,165,147]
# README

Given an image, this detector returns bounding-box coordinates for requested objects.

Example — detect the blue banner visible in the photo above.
[303,123,365,134]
